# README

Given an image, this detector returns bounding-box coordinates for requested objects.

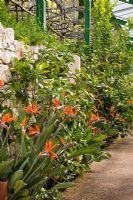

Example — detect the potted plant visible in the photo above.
[0,179,8,200]
[0,158,13,200]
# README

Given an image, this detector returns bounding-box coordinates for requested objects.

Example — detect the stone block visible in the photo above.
[15,41,26,59]
[68,55,81,83]
[0,24,45,65]
[32,46,40,54]
[0,28,14,49]
[0,49,10,64]
[32,45,44,54]
[0,24,5,36]
[0,64,12,83]
[0,34,8,49]
[33,54,38,60]
[0,40,2,49]
[0,49,16,64]
[8,44,16,52]
[4,28,14,45]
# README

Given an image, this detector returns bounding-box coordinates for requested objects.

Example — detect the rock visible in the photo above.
[32,46,40,54]
[0,24,5,37]
[4,28,14,46]
[0,40,2,49]
[0,64,12,83]
[15,41,26,59]
[0,28,14,49]
[32,45,44,54]
[0,49,10,64]
[0,49,16,64]
[0,24,46,79]
[8,44,16,52]
[33,54,38,60]
[68,55,81,83]
[4,50,16,62]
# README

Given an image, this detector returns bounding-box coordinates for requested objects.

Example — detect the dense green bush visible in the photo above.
[73,0,133,135]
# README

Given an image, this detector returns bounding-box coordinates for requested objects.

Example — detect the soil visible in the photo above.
[63,136,133,200]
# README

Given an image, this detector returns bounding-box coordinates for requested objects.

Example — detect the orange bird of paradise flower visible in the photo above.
[24,104,41,114]
[28,125,40,137]
[64,106,78,116]
[128,100,133,104]
[60,137,65,145]
[0,113,16,129]
[90,114,100,122]
[52,98,60,109]
[0,80,4,89]
[21,116,27,127]
[39,140,58,160]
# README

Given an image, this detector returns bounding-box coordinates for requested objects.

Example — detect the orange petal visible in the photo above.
[0,80,4,88]
[60,137,65,145]
[50,151,58,160]
[21,116,27,127]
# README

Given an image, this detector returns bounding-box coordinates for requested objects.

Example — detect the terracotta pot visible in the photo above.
[0,180,8,200]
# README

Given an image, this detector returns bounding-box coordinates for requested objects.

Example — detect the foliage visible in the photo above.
[0,94,108,200]
[72,0,133,135]
[0,0,133,199]
[0,0,46,45]
[0,0,16,28]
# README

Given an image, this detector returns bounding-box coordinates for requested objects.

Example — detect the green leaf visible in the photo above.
[19,158,30,170]
[94,152,111,162]
[14,180,27,194]
[0,147,9,162]
[21,135,27,156]
[68,147,100,159]
[27,177,45,190]
[45,112,59,127]
[19,189,29,197]
[17,197,32,200]
[93,134,107,142]
[9,170,24,188]
[36,123,55,150]
[48,165,67,179]
[36,111,62,150]
[0,160,13,179]
[12,189,31,200]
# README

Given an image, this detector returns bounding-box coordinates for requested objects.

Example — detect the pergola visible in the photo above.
[4,0,133,45]
[36,0,133,45]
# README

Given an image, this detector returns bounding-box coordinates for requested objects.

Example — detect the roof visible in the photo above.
[113,0,133,38]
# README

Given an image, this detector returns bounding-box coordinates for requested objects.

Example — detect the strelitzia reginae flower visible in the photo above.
[0,113,16,129]
[39,140,58,160]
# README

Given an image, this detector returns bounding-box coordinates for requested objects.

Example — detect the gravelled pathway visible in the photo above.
[63,136,133,200]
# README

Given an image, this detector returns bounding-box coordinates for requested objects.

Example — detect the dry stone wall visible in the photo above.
[0,23,43,83]
[0,23,81,84]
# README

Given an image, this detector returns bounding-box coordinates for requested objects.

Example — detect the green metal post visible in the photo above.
[111,16,127,26]
[36,0,46,31]
[119,0,133,4]
[84,0,91,46]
